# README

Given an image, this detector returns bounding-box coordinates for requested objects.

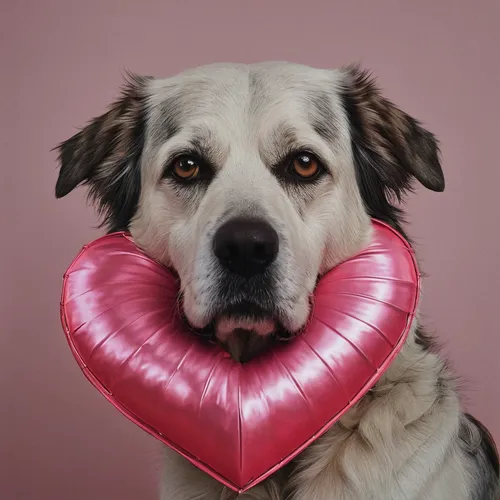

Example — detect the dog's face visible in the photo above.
[55,62,444,360]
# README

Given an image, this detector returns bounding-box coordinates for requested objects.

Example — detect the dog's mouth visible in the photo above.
[187,301,295,363]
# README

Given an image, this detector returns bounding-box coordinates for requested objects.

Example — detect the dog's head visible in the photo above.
[55,62,444,361]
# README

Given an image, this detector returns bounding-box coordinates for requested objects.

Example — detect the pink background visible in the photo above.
[2,1,499,498]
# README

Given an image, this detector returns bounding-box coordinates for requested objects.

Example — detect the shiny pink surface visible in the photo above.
[60,220,419,492]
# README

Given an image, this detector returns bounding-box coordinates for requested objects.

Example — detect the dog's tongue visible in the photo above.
[216,315,277,362]
[216,316,276,340]
[224,329,273,363]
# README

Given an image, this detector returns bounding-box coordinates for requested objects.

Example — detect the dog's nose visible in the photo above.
[213,218,279,277]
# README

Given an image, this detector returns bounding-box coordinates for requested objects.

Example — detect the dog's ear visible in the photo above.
[54,73,151,231]
[340,65,444,226]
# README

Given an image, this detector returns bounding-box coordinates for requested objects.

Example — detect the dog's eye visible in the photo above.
[171,156,200,180]
[289,153,322,180]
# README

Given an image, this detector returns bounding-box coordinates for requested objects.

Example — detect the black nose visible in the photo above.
[213,218,279,277]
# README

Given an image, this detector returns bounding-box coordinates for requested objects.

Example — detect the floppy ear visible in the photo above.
[55,73,151,232]
[340,65,444,228]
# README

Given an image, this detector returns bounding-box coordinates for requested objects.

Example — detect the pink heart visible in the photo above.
[60,220,419,493]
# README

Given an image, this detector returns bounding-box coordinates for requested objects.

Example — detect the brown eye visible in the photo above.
[290,153,321,179]
[172,156,200,180]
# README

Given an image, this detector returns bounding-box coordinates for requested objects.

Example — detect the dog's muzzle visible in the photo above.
[209,217,282,360]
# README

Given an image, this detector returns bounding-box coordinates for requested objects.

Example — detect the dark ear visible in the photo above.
[54,73,151,232]
[340,65,444,228]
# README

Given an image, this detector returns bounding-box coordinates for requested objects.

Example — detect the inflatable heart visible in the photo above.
[60,220,419,492]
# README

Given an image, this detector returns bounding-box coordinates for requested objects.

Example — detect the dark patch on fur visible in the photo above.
[308,91,338,145]
[272,123,299,154]
[186,128,227,171]
[339,64,444,237]
[54,73,152,232]
[266,123,302,170]
[472,415,500,477]
[149,96,181,149]
[249,69,270,106]
[156,103,181,142]
[459,414,499,498]
[413,323,438,352]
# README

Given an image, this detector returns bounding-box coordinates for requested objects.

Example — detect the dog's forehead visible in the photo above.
[149,62,338,104]
[146,62,344,146]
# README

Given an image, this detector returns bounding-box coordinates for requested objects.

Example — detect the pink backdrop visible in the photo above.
[2,1,499,498]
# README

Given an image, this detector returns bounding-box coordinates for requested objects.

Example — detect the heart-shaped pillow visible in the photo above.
[60,219,419,493]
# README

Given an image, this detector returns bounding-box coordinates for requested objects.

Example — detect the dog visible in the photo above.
[55,61,499,499]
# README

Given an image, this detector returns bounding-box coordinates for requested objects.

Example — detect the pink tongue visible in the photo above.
[215,316,276,341]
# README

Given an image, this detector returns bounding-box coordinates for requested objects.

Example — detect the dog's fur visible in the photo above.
[55,62,499,499]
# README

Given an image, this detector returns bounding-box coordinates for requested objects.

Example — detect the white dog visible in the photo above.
[55,61,499,499]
